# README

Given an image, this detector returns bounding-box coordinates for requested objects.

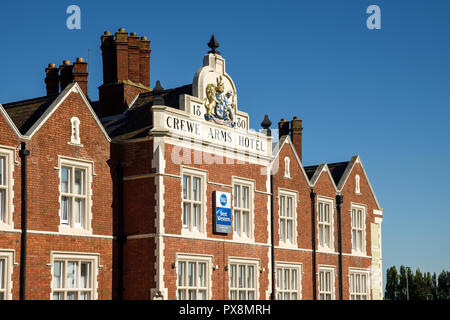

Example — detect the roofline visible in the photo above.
[271,135,311,187]
[0,102,28,140]
[337,155,382,210]
[25,83,111,142]
[309,163,339,193]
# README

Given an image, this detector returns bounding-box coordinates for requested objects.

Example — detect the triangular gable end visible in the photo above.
[0,103,27,139]
[309,163,339,193]
[25,83,111,142]
[337,155,382,210]
[271,135,311,186]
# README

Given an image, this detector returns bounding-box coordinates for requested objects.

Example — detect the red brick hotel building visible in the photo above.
[0,29,383,300]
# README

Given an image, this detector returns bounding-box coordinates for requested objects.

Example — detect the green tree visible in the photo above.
[398,265,407,300]
[424,272,433,300]
[412,268,428,300]
[432,273,438,300]
[385,266,399,300]
[437,270,450,300]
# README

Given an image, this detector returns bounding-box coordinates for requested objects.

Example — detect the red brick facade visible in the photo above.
[0,30,383,301]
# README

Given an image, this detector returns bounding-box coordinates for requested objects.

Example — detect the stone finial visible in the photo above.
[261,115,272,137]
[152,80,165,105]
[207,34,220,55]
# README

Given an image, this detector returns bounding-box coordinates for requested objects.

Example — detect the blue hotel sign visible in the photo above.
[214,191,232,234]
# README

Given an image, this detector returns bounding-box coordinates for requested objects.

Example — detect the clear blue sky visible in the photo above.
[1,0,449,281]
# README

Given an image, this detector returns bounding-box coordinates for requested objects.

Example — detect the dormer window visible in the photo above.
[355,175,361,194]
[284,157,291,178]
[70,117,81,145]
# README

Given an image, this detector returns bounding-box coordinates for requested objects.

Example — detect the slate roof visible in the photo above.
[304,161,349,186]
[101,84,192,140]
[303,165,319,180]
[2,95,58,135]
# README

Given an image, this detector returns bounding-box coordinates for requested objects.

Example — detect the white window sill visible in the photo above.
[181,228,206,239]
[278,241,297,249]
[317,247,335,254]
[351,250,367,257]
[232,234,254,244]
[58,225,92,236]
[0,222,14,231]
[67,142,84,147]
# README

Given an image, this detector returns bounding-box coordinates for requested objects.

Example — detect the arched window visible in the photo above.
[284,157,291,178]
[355,175,361,194]
[70,117,81,145]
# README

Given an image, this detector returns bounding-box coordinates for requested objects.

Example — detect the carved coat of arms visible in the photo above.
[204,76,237,127]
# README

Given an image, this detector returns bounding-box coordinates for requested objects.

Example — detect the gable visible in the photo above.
[0,103,24,140]
[271,135,310,185]
[25,83,110,142]
[338,156,381,210]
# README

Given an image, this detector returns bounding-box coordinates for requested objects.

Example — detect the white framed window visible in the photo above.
[181,167,206,235]
[318,266,335,300]
[229,258,259,300]
[232,178,254,240]
[50,252,99,300]
[0,147,14,229]
[58,157,93,234]
[0,250,14,300]
[176,254,212,300]
[284,157,291,178]
[351,204,366,254]
[317,197,334,251]
[276,262,302,300]
[349,269,370,300]
[278,189,298,246]
[355,175,361,194]
[70,117,81,145]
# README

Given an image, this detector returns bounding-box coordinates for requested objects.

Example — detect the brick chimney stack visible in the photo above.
[73,57,89,97]
[45,64,59,96]
[98,28,152,118]
[278,118,290,138]
[59,60,74,92]
[290,116,303,162]
[139,36,151,87]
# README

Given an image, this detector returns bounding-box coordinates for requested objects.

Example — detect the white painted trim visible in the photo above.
[0,104,26,139]
[228,256,260,300]
[309,164,339,192]
[270,135,311,186]
[316,196,335,253]
[180,166,208,238]
[25,83,111,142]
[336,155,382,210]
[317,265,336,300]
[277,188,299,248]
[175,253,214,300]
[0,249,15,300]
[275,261,303,300]
[348,267,371,300]
[350,203,367,256]
[49,251,100,300]
[57,156,94,235]
[26,229,113,239]
[152,136,166,299]
[231,176,256,242]
[0,147,15,230]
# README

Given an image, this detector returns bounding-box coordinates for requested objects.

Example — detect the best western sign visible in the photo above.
[214,191,232,234]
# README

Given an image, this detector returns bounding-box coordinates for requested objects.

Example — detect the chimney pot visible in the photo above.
[73,57,89,97]
[104,31,111,35]
[118,27,126,32]
[45,63,60,96]
[290,116,303,163]
[63,60,71,66]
